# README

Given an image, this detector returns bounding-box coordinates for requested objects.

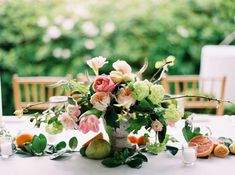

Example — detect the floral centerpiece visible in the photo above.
[15,56,184,168]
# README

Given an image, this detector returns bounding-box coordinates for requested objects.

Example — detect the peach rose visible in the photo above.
[90,92,111,111]
[93,76,116,92]
[116,87,136,109]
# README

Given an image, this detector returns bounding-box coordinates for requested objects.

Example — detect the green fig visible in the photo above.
[85,139,111,159]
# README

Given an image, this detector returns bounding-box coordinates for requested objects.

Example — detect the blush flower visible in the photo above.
[66,104,81,118]
[58,112,76,130]
[110,60,134,83]
[93,76,116,92]
[87,56,108,75]
[116,87,136,109]
[78,115,100,134]
[90,92,110,111]
[113,60,132,74]
[151,120,163,132]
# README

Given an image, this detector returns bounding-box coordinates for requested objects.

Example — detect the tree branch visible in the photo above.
[164,95,234,104]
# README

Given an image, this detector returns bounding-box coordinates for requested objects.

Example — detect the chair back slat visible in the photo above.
[40,83,46,102]
[12,75,71,110]
[161,75,226,115]
[23,83,30,103]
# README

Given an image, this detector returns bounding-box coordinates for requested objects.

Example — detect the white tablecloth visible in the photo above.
[0,115,235,175]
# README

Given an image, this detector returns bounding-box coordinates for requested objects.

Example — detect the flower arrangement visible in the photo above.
[15,56,184,168]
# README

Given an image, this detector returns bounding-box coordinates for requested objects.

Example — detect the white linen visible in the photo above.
[200,45,235,102]
[0,115,235,175]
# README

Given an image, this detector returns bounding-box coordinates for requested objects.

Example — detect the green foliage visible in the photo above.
[182,120,202,142]
[69,137,78,150]
[19,134,47,156]
[101,148,148,168]
[1,0,235,115]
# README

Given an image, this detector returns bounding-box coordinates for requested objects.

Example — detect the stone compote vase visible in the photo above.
[104,120,134,151]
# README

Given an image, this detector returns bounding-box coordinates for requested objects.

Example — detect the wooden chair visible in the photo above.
[13,74,72,110]
[161,75,226,115]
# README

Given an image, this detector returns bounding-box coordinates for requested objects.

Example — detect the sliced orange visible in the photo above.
[128,135,138,144]
[16,133,33,148]
[82,132,103,148]
[189,135,214,157]
[137,136,150,145]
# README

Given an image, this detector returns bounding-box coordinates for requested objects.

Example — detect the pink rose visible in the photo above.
[87,56,108,75]
[58,112,76,130]
[78,115,100,134]
[90,92,110,111]
[93,76,116,92]
[151,120,163,132]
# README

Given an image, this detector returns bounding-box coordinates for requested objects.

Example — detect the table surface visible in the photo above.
[0,115,235,175]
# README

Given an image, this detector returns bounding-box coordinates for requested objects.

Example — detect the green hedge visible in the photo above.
[1,0,235,115]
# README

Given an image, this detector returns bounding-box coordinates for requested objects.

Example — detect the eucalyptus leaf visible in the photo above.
[56,141,66,151]
[69,137,78,150]
[133,153,148,162]
[102,158,122,168]
[166,145,178,156]
[126,158,143,168]
[68,97,76,105]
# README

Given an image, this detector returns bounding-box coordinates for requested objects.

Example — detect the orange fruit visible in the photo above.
[189,135,214,157]
[16,133,33,148]
[137,136,150,145]
[213,144,229,158]
[82,132,103,148]
[128,135,138,144]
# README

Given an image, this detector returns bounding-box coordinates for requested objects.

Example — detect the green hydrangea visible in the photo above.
[132,80,151,101]
[148,85,165,105]
[164,104,183,123]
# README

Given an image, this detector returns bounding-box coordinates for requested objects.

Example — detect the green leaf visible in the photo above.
[23,142,34,155]
[69,137,78,150]
[158,125,166,143]
[123,148,130,159]
[127,115,150,134]
[38,134,47,151]
[46,145,57,154]
[68,97,76,105]
[166,146,178,156]
[133,153,148,162]
[56,141,66,151]
[48,116,57,124]
[126,158,143,168]
[104,106,119,128]
[102,158,122,168]
[79,147,86,157]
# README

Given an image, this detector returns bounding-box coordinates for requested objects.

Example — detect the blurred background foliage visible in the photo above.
[0,0,235,115]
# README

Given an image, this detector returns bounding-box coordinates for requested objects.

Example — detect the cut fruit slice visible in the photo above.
[214,144,229,158]
[128,135,138,144]
[137,136,150,145]
[189,135,214,157]
[82,132,103,148]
